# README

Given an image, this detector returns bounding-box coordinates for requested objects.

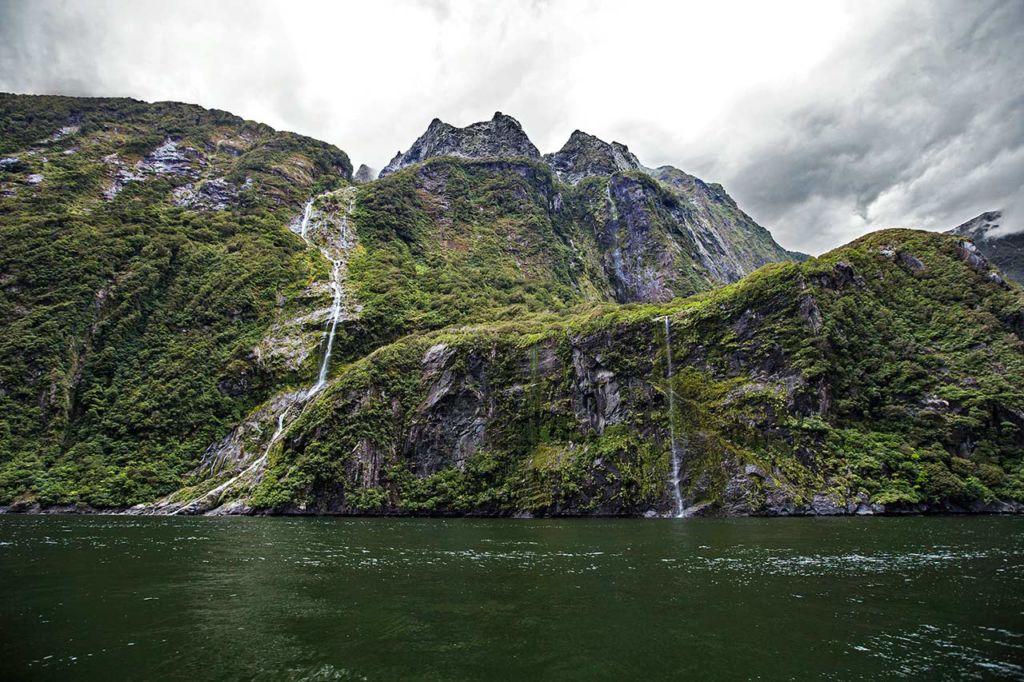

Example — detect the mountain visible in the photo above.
[246,229,1024,516]
[379,112,540,177]
[0,94,1021,516]
[0,94,351,507]
[353,164,377,184]
[948,211,1024,283]
[543,130,642,184]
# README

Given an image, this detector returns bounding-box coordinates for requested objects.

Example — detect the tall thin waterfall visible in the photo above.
[663,316,685,517]
[312,258,342,394]
[168,194,351,514]
[299,199,314,238]
[299,196,350,396]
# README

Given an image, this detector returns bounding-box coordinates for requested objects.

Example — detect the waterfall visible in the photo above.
[311,258,342,394]
[296,195,351,396]
[663,316,685,518]
[299,199,314,238]
[171,408,290,514]
[167,194,353,514]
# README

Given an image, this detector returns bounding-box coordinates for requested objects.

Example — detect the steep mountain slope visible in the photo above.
[949,211,1024,283]
[0,94,351,505]
[1,94,1021,516]
[245,229,1024,516]
[366,113,796,309]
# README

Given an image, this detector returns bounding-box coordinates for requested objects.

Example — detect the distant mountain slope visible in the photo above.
[543,130,642,184]
[948,211,1024,284]
[369,112,796,306]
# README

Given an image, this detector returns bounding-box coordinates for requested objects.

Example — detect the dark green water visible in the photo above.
[1,516,1022,681]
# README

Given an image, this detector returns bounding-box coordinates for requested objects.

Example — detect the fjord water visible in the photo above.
[1,517,1022,681]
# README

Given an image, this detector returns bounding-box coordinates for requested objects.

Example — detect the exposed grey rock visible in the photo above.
[103,140,206,200]
[379,112,540,177]
[948,211,1024,284]
[102,154,144,200]
[543,130,641,184]
[955,239,989,271]
[25,173,43,185]
[353,164,377,183]
[898,252,926,273]
[137,138,204,177]
[571,346,622,433]
[404,352,488,476]
[598,171,776,301]
[41,125,79,143]
[173,176,252,211]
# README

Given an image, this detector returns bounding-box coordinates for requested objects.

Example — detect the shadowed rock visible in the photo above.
[379,112,540,177]
[544,130,641,184]
[948,211,1024,284]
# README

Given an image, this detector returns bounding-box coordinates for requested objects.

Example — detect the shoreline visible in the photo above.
[3,500,1022,519]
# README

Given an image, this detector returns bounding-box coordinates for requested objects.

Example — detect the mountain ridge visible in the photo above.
[0,93,1020,517]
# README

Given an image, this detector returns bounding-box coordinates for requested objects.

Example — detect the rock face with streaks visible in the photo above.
[544,130,642,184]
[379,112,540,177]
[374,118,796,302]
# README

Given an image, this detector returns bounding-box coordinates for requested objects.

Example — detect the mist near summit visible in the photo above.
[1,0,1021,253]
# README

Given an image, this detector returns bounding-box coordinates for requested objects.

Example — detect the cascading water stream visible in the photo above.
[170,409,289,515]
[663,316,685,518]
[312,257,342,394]
[169,194,353,514]
[304,195,352,396]
[299,199,314,239]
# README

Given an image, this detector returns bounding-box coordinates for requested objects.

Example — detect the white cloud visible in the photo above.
[1,0,1020,253]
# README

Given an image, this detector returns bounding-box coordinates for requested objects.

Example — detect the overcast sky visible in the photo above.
[1,0,1021,253]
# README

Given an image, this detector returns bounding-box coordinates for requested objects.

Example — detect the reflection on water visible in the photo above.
[1,516,1022,680]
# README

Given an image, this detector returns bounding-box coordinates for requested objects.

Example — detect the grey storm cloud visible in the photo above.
[674,0,1024,253]
[0,0,1021,254]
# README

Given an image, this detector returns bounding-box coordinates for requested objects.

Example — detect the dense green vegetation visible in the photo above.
[0,95,349,505]
[1,94,1020,515]
[251,230,1024,515]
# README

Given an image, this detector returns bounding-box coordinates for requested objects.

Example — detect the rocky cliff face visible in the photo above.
[948,211,1024,284]
[369,115,796,306]
[543,130,642,184]
[242,230,1024,517]
[379,112,540,177]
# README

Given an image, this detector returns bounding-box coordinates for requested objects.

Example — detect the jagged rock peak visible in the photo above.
[378,111,540,177]
[949,211,1004,240]
[353,164,377,184]
[543,130,642,184]
[947,210,1023,283]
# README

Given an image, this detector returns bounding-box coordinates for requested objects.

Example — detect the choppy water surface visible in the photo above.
[1,516,1022,680]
